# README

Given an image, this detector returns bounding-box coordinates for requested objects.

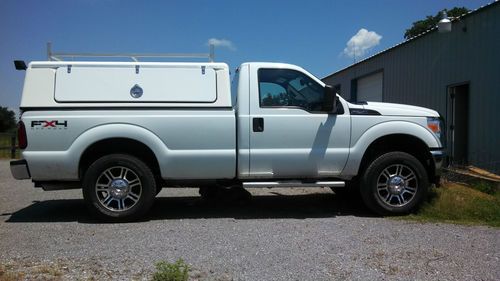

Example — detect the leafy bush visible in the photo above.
[151,259,189,281]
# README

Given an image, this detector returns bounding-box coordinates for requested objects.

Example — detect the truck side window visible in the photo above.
[258,68,325,112]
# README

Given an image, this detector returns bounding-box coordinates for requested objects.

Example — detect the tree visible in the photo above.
[404,7,470,40]
[0,107,17,132]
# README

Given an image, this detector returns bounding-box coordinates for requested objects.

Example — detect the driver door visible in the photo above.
[248,66,350,179]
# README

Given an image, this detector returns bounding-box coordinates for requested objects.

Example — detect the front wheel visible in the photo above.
[360,152,428,215]
[82,154,156,221]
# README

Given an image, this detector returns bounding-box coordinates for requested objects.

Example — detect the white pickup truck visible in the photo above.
[10,61,445,221]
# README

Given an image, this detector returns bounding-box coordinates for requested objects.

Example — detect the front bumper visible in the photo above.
[430,149,445,184]
[10,159,31,180]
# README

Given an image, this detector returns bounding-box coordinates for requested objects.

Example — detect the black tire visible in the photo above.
[360,151,428,215]
[82,154,156,222]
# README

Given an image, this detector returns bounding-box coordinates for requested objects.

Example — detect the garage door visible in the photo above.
[357,72,383,102]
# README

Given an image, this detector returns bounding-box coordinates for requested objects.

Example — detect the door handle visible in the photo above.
[253,117,264,132]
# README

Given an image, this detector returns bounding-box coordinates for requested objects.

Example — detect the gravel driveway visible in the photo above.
[0,160,499,280]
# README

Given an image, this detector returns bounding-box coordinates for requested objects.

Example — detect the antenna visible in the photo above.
[209,43,215,62]
[353,42,357,63]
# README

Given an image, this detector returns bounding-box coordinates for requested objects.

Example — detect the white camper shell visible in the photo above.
[20,62,232,108]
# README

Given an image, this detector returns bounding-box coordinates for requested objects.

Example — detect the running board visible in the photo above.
[242,181,345,188]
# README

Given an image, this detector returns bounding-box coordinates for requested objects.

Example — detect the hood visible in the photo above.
[361,102,439,117]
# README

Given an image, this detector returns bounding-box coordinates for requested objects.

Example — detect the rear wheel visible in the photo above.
[360,151,428,215]
[82,154,156,221]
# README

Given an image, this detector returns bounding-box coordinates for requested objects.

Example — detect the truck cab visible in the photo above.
[235,63,350,179]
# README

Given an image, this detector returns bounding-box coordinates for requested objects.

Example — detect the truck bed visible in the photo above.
[22,109,236,181]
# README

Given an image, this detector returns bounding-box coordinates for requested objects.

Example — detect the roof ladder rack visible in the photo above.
[46,42,215,62]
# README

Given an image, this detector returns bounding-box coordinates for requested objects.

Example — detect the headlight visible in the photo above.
[427,117,446,147]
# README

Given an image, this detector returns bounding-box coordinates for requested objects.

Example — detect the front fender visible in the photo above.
[342,121,440,176]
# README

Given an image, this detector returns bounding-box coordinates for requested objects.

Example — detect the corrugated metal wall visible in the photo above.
[323,3,500,173]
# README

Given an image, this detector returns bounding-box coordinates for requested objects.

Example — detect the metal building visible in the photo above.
[323,1,500,173]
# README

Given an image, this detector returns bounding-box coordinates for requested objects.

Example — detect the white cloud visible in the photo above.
[343,28,382,58]
[207,38,236,51]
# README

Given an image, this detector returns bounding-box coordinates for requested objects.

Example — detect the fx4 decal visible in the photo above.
[31,120,68,129]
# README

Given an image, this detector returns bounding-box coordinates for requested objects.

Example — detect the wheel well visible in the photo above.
[358,134,434,180]
[79,138,161,180]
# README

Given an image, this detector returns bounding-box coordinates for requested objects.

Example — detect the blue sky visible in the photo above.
[0,0,491,113]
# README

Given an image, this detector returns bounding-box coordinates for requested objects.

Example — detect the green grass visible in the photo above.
[404,182,500,227]
[469,180,498,195]
[151,259,189,281]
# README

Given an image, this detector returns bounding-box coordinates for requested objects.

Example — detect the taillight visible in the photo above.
[18,121,27,149]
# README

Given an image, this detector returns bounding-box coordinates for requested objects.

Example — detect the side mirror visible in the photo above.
[323,85,337,113]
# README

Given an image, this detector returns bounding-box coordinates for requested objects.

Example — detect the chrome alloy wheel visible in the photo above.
[376,164,418,207]
[95,166,142,212]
